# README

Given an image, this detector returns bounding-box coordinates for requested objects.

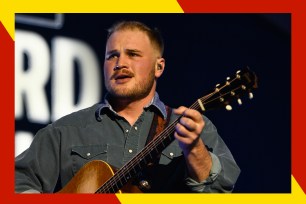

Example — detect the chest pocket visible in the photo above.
[159,142,183,165]
[71,144,108,174]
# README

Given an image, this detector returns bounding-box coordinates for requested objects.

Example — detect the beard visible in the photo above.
[105,67,156,101]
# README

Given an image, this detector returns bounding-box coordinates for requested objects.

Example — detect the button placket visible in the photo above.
[122,119,143,164]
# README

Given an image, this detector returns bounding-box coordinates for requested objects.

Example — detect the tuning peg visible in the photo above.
[225,105,232,111]
[249,92,254,99]
[236,72,241,79]
[215,84,220,92]
[237,98,242,105]
[226,77,231,85]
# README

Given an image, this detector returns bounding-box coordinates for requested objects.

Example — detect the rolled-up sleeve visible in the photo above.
[185,152,222,192]
[185,116,241,193]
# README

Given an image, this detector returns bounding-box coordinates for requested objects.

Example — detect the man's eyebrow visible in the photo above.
[106,50,119,55]
[126,49,142,53]
[106,49,142,57]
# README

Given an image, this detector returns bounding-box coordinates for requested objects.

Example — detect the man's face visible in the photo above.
[104,29,161,100]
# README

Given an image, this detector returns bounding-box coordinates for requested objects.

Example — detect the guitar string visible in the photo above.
[95,96,209,193]
[95,91,218,193]
[96,79,246,193]
[96,80,245,193]
[96,76,248,193]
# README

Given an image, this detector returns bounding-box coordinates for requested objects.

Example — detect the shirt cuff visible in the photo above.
[185,152,221,192]
[19,189,41,194]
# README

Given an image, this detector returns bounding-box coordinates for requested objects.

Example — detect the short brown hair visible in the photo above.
[107,21,164,56]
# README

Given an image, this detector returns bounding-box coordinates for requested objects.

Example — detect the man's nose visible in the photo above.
[114,57,128,71]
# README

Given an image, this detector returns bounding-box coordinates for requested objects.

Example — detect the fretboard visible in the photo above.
[95,101,201,193]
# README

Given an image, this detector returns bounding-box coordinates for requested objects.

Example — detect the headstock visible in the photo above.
[197,66,258,112]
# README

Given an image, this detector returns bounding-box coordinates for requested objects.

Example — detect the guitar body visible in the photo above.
[57,160,142,193]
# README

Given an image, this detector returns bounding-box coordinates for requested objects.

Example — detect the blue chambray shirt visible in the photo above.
[15,92,240,193]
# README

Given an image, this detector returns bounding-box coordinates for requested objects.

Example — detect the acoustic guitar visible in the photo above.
[58,67,258,193]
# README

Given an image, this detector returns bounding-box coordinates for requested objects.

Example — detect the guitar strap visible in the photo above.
[136,106,172,191]
[145,105,172,146]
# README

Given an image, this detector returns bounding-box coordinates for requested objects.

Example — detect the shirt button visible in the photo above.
[134,126,138,130]
[169,152,174,157]
[126,129,129,133]
[87,153,91,157]
[128,149,133,153]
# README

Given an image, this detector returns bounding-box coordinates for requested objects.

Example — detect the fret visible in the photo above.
[118,177,126,188]
[110,186,116,193]
[132,165,140,174]
[116,180,123,189]
[142,156,148,165]
[160,140,166,148]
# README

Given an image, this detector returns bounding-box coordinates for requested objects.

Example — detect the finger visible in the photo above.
[175,123,198,139]
[179,116,197,132]
[173,106,188,115]
[174,132,193,145]
[174,128,198,147]
[182,109,203,123]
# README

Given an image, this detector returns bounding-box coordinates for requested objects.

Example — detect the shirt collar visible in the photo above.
[95,92,167,120]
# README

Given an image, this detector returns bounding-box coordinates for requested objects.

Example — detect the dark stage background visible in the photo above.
[15,13,291,193]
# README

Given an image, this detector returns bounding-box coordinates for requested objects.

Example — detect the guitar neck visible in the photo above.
[94,67,258,193]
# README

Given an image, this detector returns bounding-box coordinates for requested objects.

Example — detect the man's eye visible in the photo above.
[128,52,139,57]
[106,54,118,60]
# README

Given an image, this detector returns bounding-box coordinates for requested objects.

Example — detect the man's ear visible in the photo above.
[157,64,162,70]
[155,58,165,78]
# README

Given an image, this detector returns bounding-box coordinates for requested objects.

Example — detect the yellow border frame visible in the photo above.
[1,0,305,203]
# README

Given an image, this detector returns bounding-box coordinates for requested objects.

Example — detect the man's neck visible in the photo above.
[109,93,154,126]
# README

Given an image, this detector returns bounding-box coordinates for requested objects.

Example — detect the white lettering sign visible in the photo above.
[15,30,102,156]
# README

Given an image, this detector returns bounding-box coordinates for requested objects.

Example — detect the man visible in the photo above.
[15,21,240,193]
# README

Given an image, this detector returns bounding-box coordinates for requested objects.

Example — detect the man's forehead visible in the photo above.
[106,30,152,49]
[108,29,149,42]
